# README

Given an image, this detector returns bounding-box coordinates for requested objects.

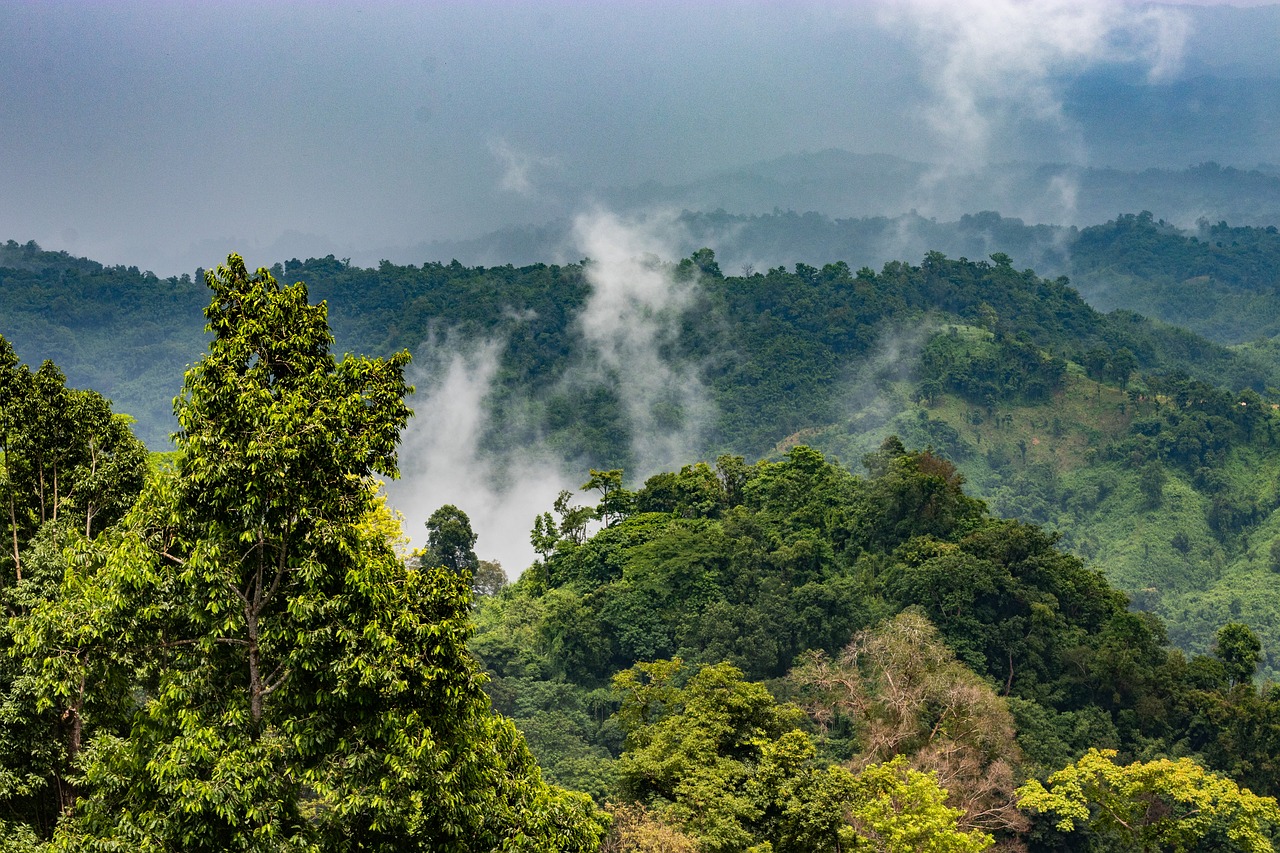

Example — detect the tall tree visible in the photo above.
[423,503,478,574]
[50,255,603,851]
[0,336,147,841]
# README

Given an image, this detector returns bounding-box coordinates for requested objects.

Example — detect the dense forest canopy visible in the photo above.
[3,255,1280,850]
[10,225,1280,675]
[8,217,1278,450]
[472,439,1280,850]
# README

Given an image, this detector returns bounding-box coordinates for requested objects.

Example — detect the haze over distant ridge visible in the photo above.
[3,1,1280,276]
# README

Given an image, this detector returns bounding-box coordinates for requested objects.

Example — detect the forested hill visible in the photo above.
[5,262,1279,849]
[0,239,206,447]
[12,233,1280,678]
[409,209,1280,347]
[3,229,1275,452]
[9,209,1280,451]
[469,441,1280,850]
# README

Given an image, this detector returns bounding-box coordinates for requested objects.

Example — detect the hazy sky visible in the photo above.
[3,0,1279,275]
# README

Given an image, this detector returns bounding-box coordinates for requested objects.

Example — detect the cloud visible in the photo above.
[882,0,1190,168]
[488,137,559,196]
[386,335,575,578]
[570,208,716,476]
[386,208,723,576]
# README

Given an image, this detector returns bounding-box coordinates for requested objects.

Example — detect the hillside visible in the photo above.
[6,235,1280,675]
[470,442,1280,850]
[5,264,1277,850]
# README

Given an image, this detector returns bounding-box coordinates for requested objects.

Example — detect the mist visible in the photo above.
[386,337,577,577]
[569,210,715,477]
[388,209,718,576]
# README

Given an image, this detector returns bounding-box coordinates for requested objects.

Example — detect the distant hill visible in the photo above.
[211,150,1280,271]
[9,228,1280,675]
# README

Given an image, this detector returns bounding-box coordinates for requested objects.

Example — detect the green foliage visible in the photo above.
[422,503,479,574]
[474,441,1280,849]
[1018,748,1280,852]
[0,335,148,841]
[18,227,1280,849]
[23,256,605,851]
[847,756,992,853]
[0,242,207,447]
[1216,623,1264,688]
[1070,213,1280,345]
[611,658,990,852]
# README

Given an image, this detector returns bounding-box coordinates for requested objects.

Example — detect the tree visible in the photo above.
[584,469,635,527]
[0,342,146,583]
[472,558,508,598]
[846,756,992,853]
[612,658,991,852]
[0,337,147,841]
[50,255,605,851]
[1017,748,1280,852]
[790,612,1028,839]
[1138,462,1166,509]
[1216,622,1263,689]
[423,503,478,574]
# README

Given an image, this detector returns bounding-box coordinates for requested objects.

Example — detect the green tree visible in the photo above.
[1138,462,1166,509]
[613,658,990,852]
[422,503,478,574]
[846,756,992,853]
[50,255,604,851]
[1216,622,1263,689]
[1017,748,1280,852]
[584,469,635,527]
[0,337,147,841]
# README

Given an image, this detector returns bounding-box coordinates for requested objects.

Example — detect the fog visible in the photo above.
[8,0,1280,573]
[387,337,577,574]
[4,1,1280,276]
[388,210,717,572]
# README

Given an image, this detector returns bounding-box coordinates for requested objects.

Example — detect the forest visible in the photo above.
[9,222,1280,674]
[5,231,1280,848]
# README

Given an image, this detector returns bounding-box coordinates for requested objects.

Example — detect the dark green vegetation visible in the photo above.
[15,209,1280,443]
[472,442,1280,850]
[4,255,1280,850]
[11,224,1280,676]
[0,258,603,850]
[0,239,207,448]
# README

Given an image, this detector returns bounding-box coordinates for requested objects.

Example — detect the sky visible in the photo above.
[4,1,1280,277]
[6,0,1280,570]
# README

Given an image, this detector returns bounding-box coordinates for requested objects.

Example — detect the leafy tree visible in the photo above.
[846,756,992,853]
[790,612,1028,839]
[49,255,604,851]
[1216,622,1263,689]
[472,558,508,598]
[612,658,990,852]
[0,337,147,842]
[1138,462,1166,509]
[422,503,478,574]
[1017,748,1280,853]
[584,469,635,527]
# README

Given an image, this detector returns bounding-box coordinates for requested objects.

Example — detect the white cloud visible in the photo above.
[570,208,716,477]
[882,0,1190,167]
[386,336,575,578]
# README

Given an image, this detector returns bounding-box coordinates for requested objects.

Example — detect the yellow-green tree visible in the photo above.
[612,658,991,852]
[1017,748,1280,852]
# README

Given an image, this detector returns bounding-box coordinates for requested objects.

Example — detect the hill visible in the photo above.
[469,442,1280,849]
[7,236,1280,676]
